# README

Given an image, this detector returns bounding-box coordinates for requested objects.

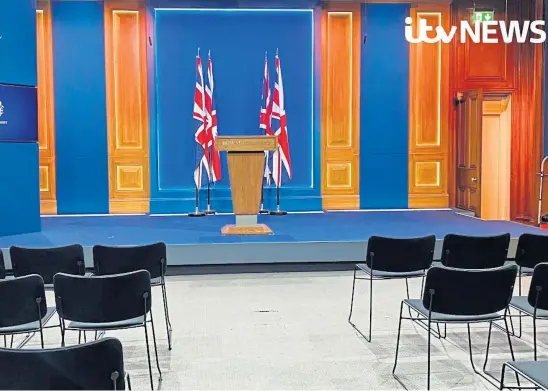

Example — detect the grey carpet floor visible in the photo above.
[22,271,548,390]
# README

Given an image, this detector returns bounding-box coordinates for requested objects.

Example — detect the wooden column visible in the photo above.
[36,1,57,214]
[104,1,150,213]
[320,5,361,210]
[408,4,450,208]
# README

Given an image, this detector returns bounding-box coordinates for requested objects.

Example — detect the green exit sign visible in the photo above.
[473,11,495,22]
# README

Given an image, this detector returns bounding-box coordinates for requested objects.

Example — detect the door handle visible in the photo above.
[471,177,478,182]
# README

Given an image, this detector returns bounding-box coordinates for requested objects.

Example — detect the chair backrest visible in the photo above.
[422,264,517,315]
[93,242,166,279]
[528,263,548,311]
[10,245,85,284]
[53,270,151,324]
[0,337,125,390]
[0,250,5,279]
[515,234,548,269]
[0,275,47,327]
[366,235,436,272]
[440,233,510,269]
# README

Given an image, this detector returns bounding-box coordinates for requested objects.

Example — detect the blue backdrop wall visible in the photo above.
[360,3,410,209]
[151,8,321,213]
[0,0,40,236]
[0,0,37,87]
[51,1,109,214]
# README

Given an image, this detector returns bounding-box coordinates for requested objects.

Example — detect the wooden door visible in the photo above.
[456,89,483,216]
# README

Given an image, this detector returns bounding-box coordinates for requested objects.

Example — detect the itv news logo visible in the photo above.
[405,17,546,44]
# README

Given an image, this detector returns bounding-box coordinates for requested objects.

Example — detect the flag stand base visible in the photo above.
[188,212,206,217]
[259,209,270,214]
[203,209,216,215]
[269,210,287,216]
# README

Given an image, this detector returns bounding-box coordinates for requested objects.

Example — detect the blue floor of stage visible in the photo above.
[0,210,544,267]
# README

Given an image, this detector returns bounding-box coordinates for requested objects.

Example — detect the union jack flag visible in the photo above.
[193,53,210,188]
[205,53,222,182]
[271,53,292,187]
[259,54,273,185]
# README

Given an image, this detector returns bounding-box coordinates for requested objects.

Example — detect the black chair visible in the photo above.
[0,275,56,349]
[507,263,548,361]
[0,337,129,390]
[440,233,511,269]
[53,270,162,390]
[0,250,5,280]
[10,244,85,287]
[501,360,548,390]
[509,234,548,338]
[392,264,518,390]
[93,242,172,350]
[348,235,436,342]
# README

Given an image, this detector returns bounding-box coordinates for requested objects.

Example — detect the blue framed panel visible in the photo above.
[150,8,321,213]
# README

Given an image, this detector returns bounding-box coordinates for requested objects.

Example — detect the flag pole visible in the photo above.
[259,171,270,214]
[203,50,216,215]
[270,151,287,216]
[270,48,287,216]
[189,166,206,217]
[259,50,270,215]
[189,47,206,218]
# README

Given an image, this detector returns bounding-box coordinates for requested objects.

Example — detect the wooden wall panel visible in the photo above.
[104,1,150,213]
[453,0,516,91]
[450,0,544,223]
[36,2,57,214]
[321,5,360,210]
[408,5,450,208]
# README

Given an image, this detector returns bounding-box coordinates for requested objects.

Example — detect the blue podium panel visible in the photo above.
[0,0,37,87]
[0,142,41,237]
[0,84,38,142]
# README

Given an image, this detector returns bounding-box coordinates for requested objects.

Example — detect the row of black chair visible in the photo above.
[347,233,548,390]
[0,243,172,390]
[0,270,161,389]
[0,242,172,350]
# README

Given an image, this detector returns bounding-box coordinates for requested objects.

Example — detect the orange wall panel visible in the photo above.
[104,1,150,213]
[408,5,450,208]
[321,5,361,210]
[36,2,57,214]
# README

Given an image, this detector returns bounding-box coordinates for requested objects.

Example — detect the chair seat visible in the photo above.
[67,315,146,331]
[356,264,425,278]
[504,360,548,389]
[404,299,501,323]
[0,307,56,334]
[509,296,548,318]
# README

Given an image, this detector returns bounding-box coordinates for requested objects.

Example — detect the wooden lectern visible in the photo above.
[215,135,278,235]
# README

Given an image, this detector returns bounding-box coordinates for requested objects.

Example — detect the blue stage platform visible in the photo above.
[0,210,545,269]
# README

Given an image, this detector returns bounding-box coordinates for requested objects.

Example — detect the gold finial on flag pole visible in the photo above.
[276,48,279,56]
[208,49,211,58]
[197,47,201,57]
[265,50,267,59]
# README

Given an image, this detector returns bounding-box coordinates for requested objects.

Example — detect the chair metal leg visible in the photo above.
[466,318,520,388]
[348,267,374,342]
[3,335,6,347]
[349,271,374,342]
[126,372,132,390]
[533,316,537,361]
[348,266,357,323]
[392,302,407,389]
[143,321,155,390]
[161,282,173,350]
[149,310,163,380]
